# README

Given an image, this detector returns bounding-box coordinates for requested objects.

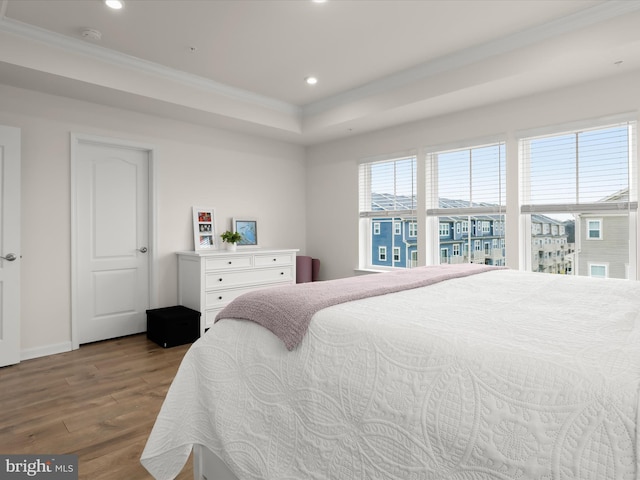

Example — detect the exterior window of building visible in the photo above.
[360,155,416,269]
[589,263,608,278]
[453,244,460,256]
[409,222,417,237]
[587,219,603,239]
[427,141,505,265]
[520,120,636,278]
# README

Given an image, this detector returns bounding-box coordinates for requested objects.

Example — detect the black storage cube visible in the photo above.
[146,306,200,348]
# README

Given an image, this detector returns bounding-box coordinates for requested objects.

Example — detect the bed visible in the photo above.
[141,264,640,480]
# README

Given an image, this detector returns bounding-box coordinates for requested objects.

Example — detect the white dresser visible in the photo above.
[177,248,298,336]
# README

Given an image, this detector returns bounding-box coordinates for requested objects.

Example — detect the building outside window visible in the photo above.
[359,119,636,278]
[427,142,506,266]
[359,155,417,268]
[520,120,636,278]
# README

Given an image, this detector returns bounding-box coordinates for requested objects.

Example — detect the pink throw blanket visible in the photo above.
[215,263,503,350]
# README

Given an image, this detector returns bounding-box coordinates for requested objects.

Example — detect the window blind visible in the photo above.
[359,156,417,218]
[427,142,506,216]
[520,122,637,213]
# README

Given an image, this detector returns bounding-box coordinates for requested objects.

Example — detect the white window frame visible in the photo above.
[519,116,637,278]
[426,140,506,266]
[589,263,608,278]
[378,246,387,262]
[587,219,603,240]
[359,153,417,270]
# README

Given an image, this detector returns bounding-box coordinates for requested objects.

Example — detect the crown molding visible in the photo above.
[0,16,301,117]
[303,0,640,117]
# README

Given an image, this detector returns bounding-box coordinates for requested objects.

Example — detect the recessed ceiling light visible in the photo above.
[105,0,124,10]
[312,0,327,3]
[305,76,318,85]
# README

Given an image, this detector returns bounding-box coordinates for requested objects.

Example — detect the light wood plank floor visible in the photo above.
[0,334,194,480]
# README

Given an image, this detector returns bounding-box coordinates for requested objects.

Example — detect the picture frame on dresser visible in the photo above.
[232,218,258,247]
[193,206,216,251]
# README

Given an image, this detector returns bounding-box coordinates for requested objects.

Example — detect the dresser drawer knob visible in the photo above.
[273,258,277,262]
[228,261,232,264]
[218,296,223,300]
[280,271,284,275]
[219,278,223,282]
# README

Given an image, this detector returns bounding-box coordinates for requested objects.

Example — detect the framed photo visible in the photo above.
[193,207,216,251]
[233,218,258,247]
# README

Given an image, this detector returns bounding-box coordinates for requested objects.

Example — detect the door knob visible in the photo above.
[138,247,148,253]
[1,253,16,261]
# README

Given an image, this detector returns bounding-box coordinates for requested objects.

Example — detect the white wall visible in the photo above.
[0,84,306,357]
[306,70,640,281]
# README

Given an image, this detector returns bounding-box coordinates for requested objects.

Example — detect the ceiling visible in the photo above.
[1,0,640,145]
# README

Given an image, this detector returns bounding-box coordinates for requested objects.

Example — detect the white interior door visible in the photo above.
[74,137,150,345]
[0,125,21,367]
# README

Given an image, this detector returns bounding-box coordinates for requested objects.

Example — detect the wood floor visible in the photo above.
[0,334,194,479]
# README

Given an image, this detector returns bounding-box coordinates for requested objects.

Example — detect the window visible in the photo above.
[520,120,636,278]
[358,119,636,279]
[393,247,401,262]
[360,155,416,269]
[589,263,608,278]
[410,251,418,267]
[427,142,506,266]
[587,219,602,239]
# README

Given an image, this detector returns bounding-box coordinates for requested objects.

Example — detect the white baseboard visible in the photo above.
[21,341,74,361]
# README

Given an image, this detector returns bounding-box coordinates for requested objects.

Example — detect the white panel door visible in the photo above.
[75,139,150,344]
[0,125,20,367]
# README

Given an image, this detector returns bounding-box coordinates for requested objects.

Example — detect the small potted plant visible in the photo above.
[220,230,242,251]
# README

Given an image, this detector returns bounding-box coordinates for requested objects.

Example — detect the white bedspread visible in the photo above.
[141,269,640,480]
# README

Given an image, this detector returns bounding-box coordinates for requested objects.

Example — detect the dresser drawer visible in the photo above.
[254,253,294,267]
[204,285,258,309]
[205,266,293,289]
[205,255,253,271]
